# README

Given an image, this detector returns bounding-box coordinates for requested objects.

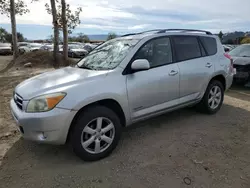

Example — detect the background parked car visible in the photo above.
[39,44,54,51]
[18,43,42,54]
[229,44,250,84]
[68,44,88,58]
[223,45,232,52]
[0,43,12,55]
[83,43,98,53]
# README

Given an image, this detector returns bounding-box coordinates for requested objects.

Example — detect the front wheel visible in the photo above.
[196,80,224,114]
[70,105,122,161]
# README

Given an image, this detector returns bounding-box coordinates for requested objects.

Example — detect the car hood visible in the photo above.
[231,56,250,66]
[15,66,110,100]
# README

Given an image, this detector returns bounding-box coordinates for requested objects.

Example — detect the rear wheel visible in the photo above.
[197,80,224,114]
[70,105,122,161]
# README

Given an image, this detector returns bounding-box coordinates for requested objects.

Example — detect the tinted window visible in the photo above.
[134,37,172,68]
[173,36,201,61]
[200,37,217,55]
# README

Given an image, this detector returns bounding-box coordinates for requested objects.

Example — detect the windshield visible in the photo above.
[229,45,250,57]
[77,39,139,70]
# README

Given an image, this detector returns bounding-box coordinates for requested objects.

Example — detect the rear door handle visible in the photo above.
[205,63,212,68]
[169,70,178,76]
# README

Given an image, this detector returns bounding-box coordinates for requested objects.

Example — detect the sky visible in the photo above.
[0,0,250,39]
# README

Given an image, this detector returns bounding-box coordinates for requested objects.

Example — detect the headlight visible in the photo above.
[26,92,66,112]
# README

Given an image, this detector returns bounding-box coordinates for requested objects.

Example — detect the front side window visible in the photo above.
[134,37,172,68]
[77,39,139,70]
[173,36,201,61]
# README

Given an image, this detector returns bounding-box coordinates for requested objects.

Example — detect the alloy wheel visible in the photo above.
[81,117,115,154]
[208,86,222,109]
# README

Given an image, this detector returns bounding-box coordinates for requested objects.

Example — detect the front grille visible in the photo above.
[14,93,23,110]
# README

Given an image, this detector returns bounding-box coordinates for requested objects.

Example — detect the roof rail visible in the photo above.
[137,29,163,34]
[157,29,212,35]
[121,29,212,37]
[121,29,162,37]
[121,33,138,37]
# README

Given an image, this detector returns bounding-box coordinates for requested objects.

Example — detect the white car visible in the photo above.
[0,43,12,55]
[19,43,42,53]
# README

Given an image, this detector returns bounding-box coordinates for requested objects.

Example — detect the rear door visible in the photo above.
[172,35,215,104]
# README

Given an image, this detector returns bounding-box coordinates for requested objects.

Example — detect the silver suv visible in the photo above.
[11,29,234,161]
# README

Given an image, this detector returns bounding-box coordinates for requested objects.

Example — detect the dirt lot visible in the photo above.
[0,56,250,188]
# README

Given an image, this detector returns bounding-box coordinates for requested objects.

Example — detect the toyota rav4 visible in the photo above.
[11,29,235,161]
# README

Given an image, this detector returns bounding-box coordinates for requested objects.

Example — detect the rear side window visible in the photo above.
[200,37,217,55]
[173,36,201,61]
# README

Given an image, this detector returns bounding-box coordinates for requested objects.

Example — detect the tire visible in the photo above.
[196,80,224,114]
[70,105,122,161]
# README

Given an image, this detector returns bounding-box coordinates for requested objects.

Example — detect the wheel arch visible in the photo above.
[66,98,126,143]
[209,74,226,90]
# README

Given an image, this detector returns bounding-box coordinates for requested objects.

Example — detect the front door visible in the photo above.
[126,37,180,120]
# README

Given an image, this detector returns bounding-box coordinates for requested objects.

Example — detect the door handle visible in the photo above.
[205,63,212,68]
[169,70,178,76]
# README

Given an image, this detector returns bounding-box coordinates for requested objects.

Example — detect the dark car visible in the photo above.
[229,44,250,84]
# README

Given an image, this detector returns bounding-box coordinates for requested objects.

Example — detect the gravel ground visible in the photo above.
[0,56,250,187]
[0,55,12,71]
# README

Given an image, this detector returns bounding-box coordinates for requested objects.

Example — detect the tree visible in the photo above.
[68,33,90,43]
[218,31,223,41]
[0,0,29,59]
[107,32,117,40]
[61,0,68,62]
[43,0,82,65]
[9,0,18,58]
[77,33,89,42]
[0,27,9,42]
[241,37,250,44]
[47,34,62,43]
[4,32,24,42]
[0,27,24,42]
[49,0,60,67]
[0,0,29,15]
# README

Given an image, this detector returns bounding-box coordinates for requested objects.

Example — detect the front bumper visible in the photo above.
[10,99,77,145]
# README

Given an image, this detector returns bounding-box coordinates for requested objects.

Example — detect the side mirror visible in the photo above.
[131,59,150,71]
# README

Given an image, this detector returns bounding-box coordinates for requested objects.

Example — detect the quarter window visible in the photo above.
[200,36,217,56]
[173,36,202,61]
[134,37,172,68]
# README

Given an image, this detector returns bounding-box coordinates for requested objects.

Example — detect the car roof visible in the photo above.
[119,29,215,40]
